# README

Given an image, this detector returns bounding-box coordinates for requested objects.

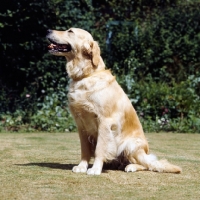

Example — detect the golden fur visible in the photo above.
[47,28,182,175]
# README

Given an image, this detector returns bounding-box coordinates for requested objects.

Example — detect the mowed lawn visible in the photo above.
[0,132,200,200]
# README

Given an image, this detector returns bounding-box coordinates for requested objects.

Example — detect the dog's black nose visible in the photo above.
[47,29,52,34]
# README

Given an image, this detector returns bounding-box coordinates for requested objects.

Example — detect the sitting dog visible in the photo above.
[47,28,181,175]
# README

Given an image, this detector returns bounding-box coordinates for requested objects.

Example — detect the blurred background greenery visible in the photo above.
[0,0,200,132]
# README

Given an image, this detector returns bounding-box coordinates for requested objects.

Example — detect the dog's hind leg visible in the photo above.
[125,163,147,172]
[124,154,147,172]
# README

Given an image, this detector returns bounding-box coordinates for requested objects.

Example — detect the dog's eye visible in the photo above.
[68,30,73,33]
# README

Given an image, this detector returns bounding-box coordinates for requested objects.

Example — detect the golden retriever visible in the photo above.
[47,28,181,175]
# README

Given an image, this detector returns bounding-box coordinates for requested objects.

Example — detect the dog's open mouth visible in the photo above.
[48,39,72,52]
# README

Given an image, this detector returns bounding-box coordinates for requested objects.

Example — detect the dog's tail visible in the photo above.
[135,149,182,173]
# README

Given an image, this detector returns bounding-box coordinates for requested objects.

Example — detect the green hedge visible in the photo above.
[0,0,200,132]
[106,4,200,82]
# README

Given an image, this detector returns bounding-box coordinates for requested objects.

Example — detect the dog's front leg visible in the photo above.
[87,156,103,175]
[72,131,91,173]
[87,123,114,175]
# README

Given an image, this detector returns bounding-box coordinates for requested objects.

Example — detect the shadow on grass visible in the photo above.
[15,163,78,170]
[15,162,124,172]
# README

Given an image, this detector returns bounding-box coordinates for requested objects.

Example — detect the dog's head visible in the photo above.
[46,28,100,67]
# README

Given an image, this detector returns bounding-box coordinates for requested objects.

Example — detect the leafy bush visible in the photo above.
[0,0,200,133]
[119,75,200,133]
[0,0,96,131]
[106,4,200,83]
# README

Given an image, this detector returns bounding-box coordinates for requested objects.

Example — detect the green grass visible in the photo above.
[0,132,200,200]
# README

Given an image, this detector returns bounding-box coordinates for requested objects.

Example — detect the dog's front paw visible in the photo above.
[87,167,101,175]
[72,165,87,173]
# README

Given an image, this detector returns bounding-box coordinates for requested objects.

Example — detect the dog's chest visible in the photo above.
[68,91,98,137]
[68,82,98,132]
[67,74,115,134]
[68,78,104,114]
[68,87,94,112]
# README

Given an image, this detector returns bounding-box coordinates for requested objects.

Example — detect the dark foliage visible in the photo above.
[0,0,200,132]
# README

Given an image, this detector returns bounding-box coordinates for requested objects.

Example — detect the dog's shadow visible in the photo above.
[15,162,124,172]
[15,163,78,170]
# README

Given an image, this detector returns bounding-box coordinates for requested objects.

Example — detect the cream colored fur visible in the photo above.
[47,28,182,175]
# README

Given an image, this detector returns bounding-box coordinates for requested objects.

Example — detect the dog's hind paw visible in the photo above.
[87,167,101,175]
[125,164,146,172]
[72,165,87,173]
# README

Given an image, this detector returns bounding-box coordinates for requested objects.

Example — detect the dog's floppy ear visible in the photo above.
[91,41,100,67]
[82,40,100,67]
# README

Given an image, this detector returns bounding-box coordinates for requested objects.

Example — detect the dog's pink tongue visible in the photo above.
[48,43,56,50]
